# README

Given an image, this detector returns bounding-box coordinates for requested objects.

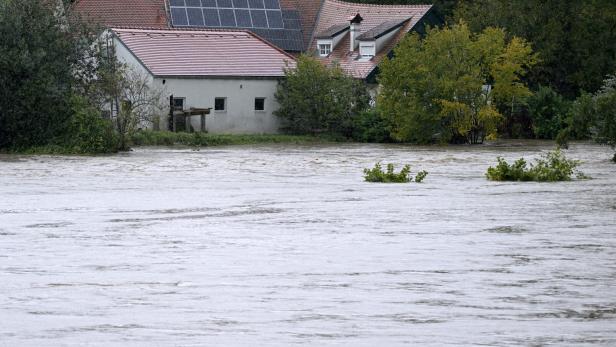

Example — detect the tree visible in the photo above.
[378,22,536,144]
[275,55,369,137]
[594,75,616,162]
[456,0,616,98]
[83,35,165,151]
[527,86,570,139]
[0,0,80,149]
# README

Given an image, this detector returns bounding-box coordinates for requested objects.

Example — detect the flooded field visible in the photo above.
[1,142,615,346]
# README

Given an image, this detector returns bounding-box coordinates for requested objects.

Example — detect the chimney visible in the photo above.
[348,14,363,52]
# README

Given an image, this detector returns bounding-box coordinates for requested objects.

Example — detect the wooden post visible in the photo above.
[169,95,175,132]
[200,114,205,132]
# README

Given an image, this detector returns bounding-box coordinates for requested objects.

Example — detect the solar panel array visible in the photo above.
[168,0,304,51]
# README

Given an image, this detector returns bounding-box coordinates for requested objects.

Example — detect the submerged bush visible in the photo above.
[486,149,588,182]
[363,163,428,183]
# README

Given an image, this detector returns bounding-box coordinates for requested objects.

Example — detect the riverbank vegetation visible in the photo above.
[0,0,161,154]
[131,131,338,147]
[2,0,615,158]
[486,150,588,182]
[379,23,537,145]
[363,163,428,183]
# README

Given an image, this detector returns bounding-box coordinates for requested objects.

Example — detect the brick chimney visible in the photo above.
[348,14,363,52]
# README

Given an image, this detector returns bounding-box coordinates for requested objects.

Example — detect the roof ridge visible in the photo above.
[111,26,297,61]
[111,26,251,33]
[324,0,432,9]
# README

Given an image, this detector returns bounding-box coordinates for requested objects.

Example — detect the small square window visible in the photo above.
[319,43,331,57]
[173,97,184,111]
[255,97,265,111]
[214,97,226,111]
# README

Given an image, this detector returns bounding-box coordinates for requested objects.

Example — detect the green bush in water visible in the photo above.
[415,170,429,183]
[363,163,428,183]
[486,149,588,182]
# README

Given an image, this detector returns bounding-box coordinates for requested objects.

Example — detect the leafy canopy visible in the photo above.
[378,22,537,144]
[275,55,369,137]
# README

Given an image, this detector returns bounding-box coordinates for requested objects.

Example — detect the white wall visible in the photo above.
[112,34,282,134]
[154,78,281,134]
[375,27,402,54]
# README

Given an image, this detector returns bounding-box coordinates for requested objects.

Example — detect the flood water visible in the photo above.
[1,142,615,346]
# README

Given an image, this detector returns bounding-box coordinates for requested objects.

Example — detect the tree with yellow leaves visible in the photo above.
[378,22,537,144]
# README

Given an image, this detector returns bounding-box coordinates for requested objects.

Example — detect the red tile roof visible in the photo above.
[112,28,296,78]
[312,0,432,79]
[74,0,433,80]
[73,0,169,28]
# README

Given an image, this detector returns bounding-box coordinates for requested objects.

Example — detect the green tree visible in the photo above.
[594,75,616,162]
[456,0,616,98]
[527,86,570,139]
[0,0,117,153]
[378,22,536,144]
[275,55,369,137]
[0,0,76,149]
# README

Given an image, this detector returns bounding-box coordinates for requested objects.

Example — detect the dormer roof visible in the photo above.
[356,18,409,41]
[315,23,350,39]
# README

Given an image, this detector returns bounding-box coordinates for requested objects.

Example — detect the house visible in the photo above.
[75,0,440,133]
[108,27,295,133]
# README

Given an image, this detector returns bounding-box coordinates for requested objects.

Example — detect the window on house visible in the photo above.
[173,97,184,111]
[319,43,331,57]
[359,43,375,58]
[255,98,265,111]
[214,97,226,111]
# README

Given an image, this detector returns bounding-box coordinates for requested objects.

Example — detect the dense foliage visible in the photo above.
[130,131,337,147]
[486,150,587,182]
[527,86,570,140]
[363,163,428,183]
[378,23,536,144]
[1,0,78,149]
[593,75,616,162]
[456,1,616,99]
[275,55,369,137]
[0,0,121,153]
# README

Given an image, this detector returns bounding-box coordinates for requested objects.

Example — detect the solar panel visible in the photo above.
[248,0,264,9]
[170,7,188,26]
[219,8,236,26]
[168,0,304,51]
[263,0,279,10]
[232,0,248,8]
[187,7,205,26]
[266,10,283,29]
[235,9,252,27]
[250,10,267,28]
[203,8,220,26]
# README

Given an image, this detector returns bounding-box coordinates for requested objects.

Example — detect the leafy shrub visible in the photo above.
[275,55,369,137]
[351,109,392,143]
[414,170,429,183]
[363,163,428,183]
[528,86,570,139]
[486,149,588,182]
[59,96,118,154]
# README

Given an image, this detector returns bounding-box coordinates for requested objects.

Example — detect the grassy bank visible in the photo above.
[130,131,341,147]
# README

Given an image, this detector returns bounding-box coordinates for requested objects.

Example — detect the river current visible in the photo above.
[1,142,615,346]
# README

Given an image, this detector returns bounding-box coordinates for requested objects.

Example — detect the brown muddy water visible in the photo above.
[0,141,615,346]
